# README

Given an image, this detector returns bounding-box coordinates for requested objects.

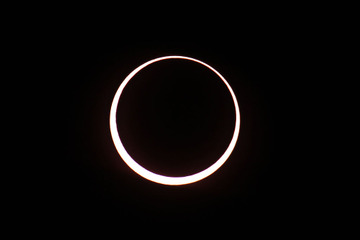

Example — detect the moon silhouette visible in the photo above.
[110,56,240,185]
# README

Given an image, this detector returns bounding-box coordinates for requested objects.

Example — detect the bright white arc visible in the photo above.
[110,56,240,185]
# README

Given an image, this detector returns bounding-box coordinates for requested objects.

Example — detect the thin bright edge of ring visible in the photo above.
[109,56,241,185]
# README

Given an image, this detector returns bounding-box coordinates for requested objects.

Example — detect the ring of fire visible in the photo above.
[110,56,240,185]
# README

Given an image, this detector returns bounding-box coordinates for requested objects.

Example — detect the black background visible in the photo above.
[46,13,316,229]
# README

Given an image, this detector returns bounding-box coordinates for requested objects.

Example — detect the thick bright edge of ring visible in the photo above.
[110,56,240,185]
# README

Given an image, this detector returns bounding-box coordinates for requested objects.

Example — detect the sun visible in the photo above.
[110,56,240,185]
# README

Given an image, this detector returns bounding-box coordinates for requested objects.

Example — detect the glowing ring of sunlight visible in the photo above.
[110,56,240,185]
